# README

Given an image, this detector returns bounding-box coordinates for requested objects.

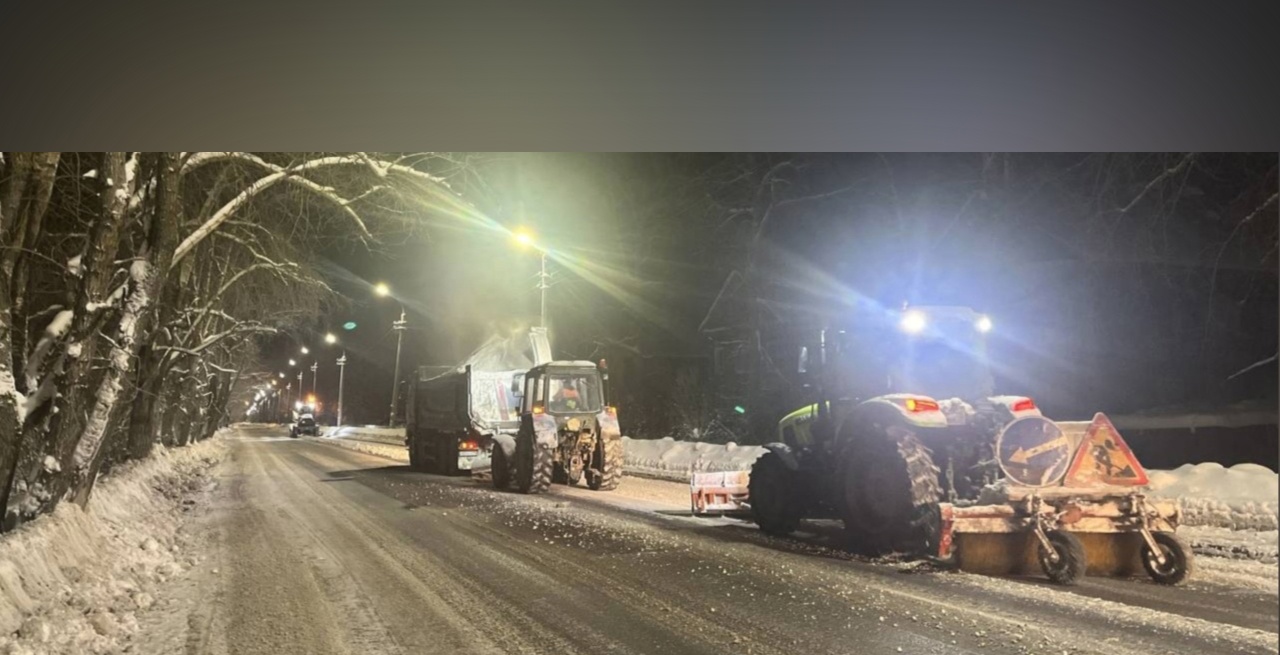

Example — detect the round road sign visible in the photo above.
[995,416,1073,487]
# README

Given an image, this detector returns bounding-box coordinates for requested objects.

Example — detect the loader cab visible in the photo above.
[521,362,605,417]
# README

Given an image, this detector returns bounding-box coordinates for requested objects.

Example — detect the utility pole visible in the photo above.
[310,361,318,402]
[538,251,549,328]
[284,382,292,422]
[337,352,347,427]
[296,371,303,409]
[389,308,407,427]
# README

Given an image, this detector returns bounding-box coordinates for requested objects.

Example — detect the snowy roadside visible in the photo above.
[0,434,228,655]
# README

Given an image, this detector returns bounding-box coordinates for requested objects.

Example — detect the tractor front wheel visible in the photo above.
[491,446,513,490]
[749,452,800,537]
[587,436,622,491]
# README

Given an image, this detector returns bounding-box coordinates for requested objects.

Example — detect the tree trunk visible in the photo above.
[0,152,62,525]
[59,153,180,510]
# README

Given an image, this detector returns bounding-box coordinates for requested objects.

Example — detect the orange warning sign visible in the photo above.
[1063,413,1148,487]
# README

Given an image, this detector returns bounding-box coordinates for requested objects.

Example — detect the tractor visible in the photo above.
[738,304,1190,585]
[491,360,624,494]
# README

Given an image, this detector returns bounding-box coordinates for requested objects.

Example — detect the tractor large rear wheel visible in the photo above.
[749,452,801,537]
[840,417,941,556]
[515,429,553,494]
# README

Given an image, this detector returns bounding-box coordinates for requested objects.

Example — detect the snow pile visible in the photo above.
[322,426,404,445]
[0,435,227,655]
[1147,462,1278,531]
[623,437,766,482]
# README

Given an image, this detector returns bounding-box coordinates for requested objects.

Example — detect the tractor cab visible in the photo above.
[520,361,606,419]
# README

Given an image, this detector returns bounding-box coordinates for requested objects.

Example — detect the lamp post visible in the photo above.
[310,361,318,399]
[515,230,549,328]
[336,351,347,426]
[376,283,408,428]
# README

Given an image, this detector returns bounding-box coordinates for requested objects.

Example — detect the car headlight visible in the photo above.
[899,309,927,334]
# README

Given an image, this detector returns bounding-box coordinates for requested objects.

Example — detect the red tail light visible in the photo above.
[459,440,479,451]
[605,406,617,416]
[1012,398,1037,413]
[904,398,940,413]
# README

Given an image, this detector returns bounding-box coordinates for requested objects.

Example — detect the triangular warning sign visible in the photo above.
[1063,413,1148,487]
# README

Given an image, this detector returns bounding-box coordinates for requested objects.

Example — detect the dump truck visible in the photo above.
[404,363,526,474]
[490,359,624,494]
[693,304,1190,586]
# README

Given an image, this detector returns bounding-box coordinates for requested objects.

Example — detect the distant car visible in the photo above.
[291,415,319,438]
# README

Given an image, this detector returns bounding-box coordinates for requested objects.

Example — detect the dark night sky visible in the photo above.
[260,153,1278,427]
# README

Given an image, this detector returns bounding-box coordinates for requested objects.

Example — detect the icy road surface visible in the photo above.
[146,426,1278,655]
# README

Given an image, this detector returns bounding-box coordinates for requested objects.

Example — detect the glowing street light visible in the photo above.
[513,228,549,328]
[300,346,309,355]
[976,314,994,333]
[374,282,391,297]
[324,333,338,345]
[289,359,297,366]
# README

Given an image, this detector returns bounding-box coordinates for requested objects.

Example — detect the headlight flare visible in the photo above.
[900,309,928,334]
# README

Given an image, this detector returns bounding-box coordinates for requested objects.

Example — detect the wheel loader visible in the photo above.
[492,360,624,494]
[694,305,1191,586]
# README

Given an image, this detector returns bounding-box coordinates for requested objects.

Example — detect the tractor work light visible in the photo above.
[976,314,993,333]
[899,309,928,334]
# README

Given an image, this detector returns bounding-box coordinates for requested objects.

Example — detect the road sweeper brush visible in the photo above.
[935,412,1190,585]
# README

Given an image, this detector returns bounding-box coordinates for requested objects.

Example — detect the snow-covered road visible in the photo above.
[115,425,1277,655]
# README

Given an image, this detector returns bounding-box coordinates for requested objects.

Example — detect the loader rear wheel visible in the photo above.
[515,430,553,494]
[749,452,800,536]
[588,436,622,491]
[1142,532,1193,585]
[491,446,513,490]
[1039,530,1087,586]
[840,419,941,555]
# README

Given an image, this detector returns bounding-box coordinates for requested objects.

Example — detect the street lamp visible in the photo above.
[373,283,409,428]
[300,346,309,355]
[289,359,297,367]
[374,282,391,297]
[325,332,338,345]
[514,229,549,328]
[336,352,348,426]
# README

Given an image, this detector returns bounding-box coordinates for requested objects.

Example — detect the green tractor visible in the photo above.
[492,360,624,494]
[748,305,1043,555]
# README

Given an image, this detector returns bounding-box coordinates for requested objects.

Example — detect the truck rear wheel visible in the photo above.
[515,429,553,494]
[587,436,622,491]
[840,417,941,556]
[408,434,428,472]
[749,452,800,536]
[435,432,460,476]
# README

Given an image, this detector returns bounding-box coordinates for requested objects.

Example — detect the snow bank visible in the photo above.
[1148,462,1279,531]
[0,435,227,654]
[623,437,766,482]
[321,426,404,445]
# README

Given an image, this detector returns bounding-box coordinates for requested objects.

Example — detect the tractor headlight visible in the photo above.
[976,314,993,333]
[899,309,928,334]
